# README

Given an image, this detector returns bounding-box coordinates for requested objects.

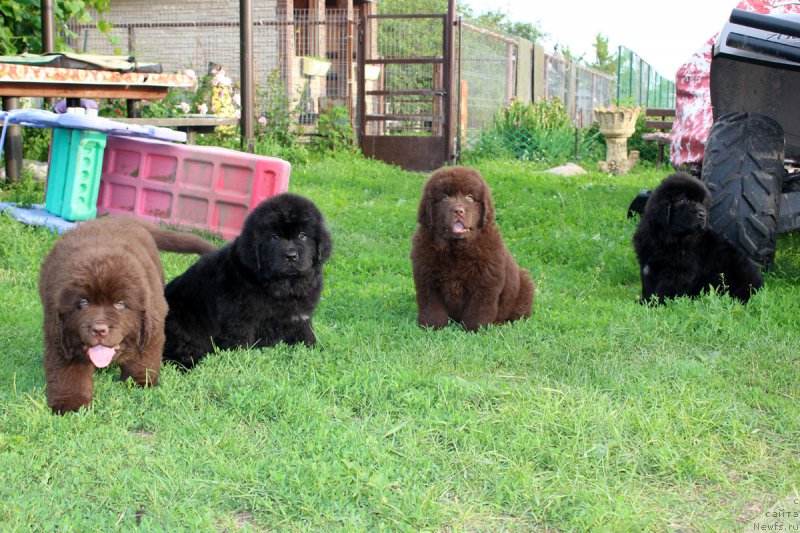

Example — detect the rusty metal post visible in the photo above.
[128,25,136,55]
[42,0,55,53]
[240,0,255,153]
[356,10,366,146]
[455,15,463,159]
[505,42,515,105]
[444,0,457,164]
[42,0,56,109]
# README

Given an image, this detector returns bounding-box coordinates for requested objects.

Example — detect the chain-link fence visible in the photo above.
[458,22,516,141]
[69,8,356,135]
[66,7,673,167]
[458,21,618,165]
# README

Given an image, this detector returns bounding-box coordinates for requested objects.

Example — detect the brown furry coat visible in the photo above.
[410,167,534,331]
[39,217,216,414]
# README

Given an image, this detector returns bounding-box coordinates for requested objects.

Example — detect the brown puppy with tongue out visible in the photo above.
[410,166,534,331]
[38,216,216,414]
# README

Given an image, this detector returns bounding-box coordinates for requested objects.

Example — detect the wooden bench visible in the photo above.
[113,116,240,144]
[641,108,675,169]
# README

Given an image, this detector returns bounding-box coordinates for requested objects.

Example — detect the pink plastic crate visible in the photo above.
[97,136,290,239]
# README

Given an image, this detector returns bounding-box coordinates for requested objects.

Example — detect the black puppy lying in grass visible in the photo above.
[163,193,332,369]
[632,172,763,304]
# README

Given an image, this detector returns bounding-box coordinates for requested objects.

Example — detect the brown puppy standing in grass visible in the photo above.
[39,217,216,414]
[410,166,534,331]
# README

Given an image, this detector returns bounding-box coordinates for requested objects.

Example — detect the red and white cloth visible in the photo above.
[670,0,800,169]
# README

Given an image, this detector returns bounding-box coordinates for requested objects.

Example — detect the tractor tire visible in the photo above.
[700,112,784,270]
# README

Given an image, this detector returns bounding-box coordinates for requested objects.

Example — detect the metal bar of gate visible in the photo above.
[357,10,366,143]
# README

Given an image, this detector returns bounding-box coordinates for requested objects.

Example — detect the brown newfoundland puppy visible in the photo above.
[410,166,534,331]
[632,172,763,304]
[162,193,332,369]
[39,217,216,414]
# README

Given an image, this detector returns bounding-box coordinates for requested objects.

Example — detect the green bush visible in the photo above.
[21,128,51,163]
[466,99,605,165]
[255,69,299,148]
[309,105,357,154]
[627,112,659,164]
[0,169,45,206]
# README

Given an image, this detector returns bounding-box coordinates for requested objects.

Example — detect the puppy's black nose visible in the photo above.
[697,210,706,220]
[285,249,298,261]
[452,206,465,216]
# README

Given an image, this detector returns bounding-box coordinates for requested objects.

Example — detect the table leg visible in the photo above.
[127,100,142,118]
[2,96,23,182]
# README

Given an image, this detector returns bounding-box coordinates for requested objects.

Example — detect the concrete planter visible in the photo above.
[594,106,641,175]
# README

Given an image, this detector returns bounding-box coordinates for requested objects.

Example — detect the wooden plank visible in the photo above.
[645,119,674,130]
[459,79,468,138]
[642,133,672,143]
[113,117,239,127]
[645,107,676,117]
[0,83,169,100]
[362,135,445,171]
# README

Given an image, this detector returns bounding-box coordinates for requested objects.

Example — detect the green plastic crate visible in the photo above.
[44,128,107,221]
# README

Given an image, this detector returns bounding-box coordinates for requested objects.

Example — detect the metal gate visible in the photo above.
[357,9,456,171]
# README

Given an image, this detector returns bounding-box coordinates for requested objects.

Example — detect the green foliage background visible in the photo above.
[0,0,111,55]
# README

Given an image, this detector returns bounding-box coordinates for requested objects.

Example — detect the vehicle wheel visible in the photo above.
[700,112,784,270]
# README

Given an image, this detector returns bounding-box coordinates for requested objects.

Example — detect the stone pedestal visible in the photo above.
[594,106,641,175]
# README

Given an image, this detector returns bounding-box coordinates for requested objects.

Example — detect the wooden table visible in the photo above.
[0,62,196,181]
[114,116,240,144]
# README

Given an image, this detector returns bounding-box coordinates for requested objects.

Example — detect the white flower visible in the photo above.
[198,103,208,115]
[184,69,196,79]
[234,109,241,119]
[176,102,191,113]
[213,69,232,87]
[232,93,241,107]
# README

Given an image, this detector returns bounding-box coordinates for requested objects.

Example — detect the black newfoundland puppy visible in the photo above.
[632,172,763,304]
[163,193,332,369]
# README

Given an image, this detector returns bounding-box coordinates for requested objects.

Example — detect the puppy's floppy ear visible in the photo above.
[138,310,158,352]
[480,187,495,227]
[660,200,671,227]
[643,189,669,228]
[234,229,260,273]
[417,187,435,231]
[316,225,333,264]
[57,314,74,360]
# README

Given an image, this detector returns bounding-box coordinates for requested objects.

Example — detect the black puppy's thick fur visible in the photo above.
[163,193,332,369]
[632,172,763,303]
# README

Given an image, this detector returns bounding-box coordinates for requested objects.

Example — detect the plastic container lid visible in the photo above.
[0,109,186,142]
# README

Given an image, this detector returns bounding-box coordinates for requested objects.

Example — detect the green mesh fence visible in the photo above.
[460,99,601,164]
[458,36,672,167]
[616,46,676,109]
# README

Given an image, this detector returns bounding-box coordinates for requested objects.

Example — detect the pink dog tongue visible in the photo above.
[87,345,116,368]
[453,221,466,233]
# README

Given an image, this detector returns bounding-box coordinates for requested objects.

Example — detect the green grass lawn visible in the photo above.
[1,156,799,531]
